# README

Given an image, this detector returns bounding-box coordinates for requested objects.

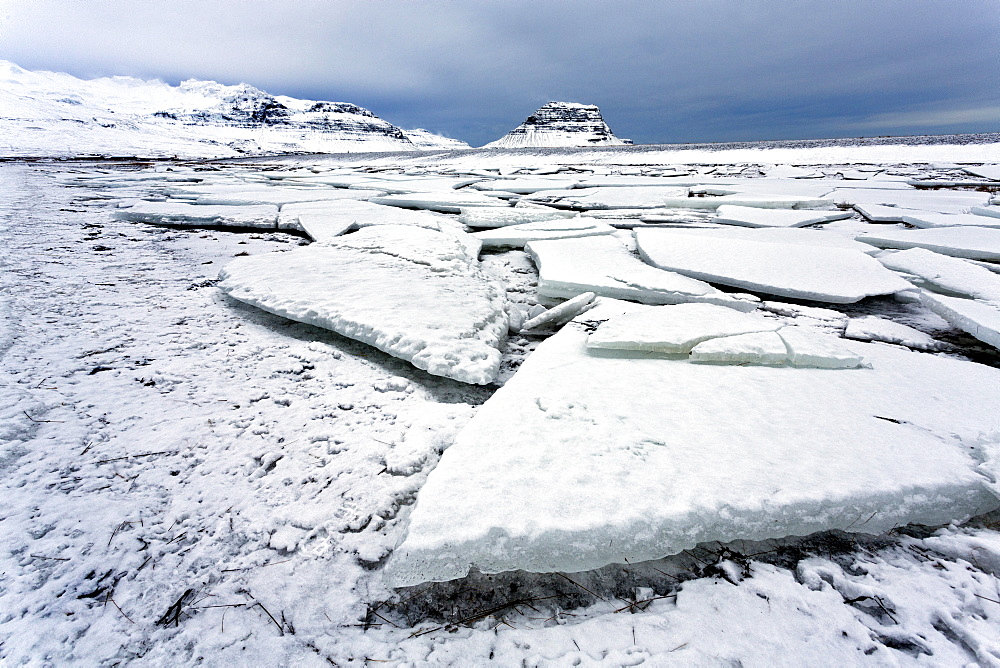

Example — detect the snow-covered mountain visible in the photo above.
[484,101,630,149]
[0,60,468,158]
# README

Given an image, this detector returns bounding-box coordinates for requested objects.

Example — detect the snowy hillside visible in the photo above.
[0,60,467,158]
[484,101,630,148]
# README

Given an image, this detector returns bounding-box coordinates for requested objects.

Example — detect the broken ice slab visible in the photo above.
[972,206,1000,220]
[277,200,456,238]
[640,226,878,253]
[636,229,911,304]
[878,248,1000,302]
[919,291,1000,350]
[900,212,1000,229]
[193,189,364,207]
[525,187,830,211]
[456,207,577,228]
[688,330,789,365]
[474,218,616,249]
[524,235,758,311]
[586,303,778,353]
[854,203,914,223]
[114,201,278,228]
[713,205,852,228]
[369,192,511,213]
[828,188,991,215]
[519,292,597,332]
[962,165,1000,181]
[856,227,1000,261]
[218,225,507,384]
[763,165,823,179]
[383,299,1000,585]
[844,316,942,351]
[776,327,864,369]
[471,178,580,194]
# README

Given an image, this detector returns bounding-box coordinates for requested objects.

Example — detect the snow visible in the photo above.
[878,247,1000,301]
[385,299,1000,585]
[114,200,278,228]
[900,211,1000,229]
[636,229,911,303]
[218,226,508,384]
[856,226,1000,260]
[844,315,943,351]
[920,291,1000,349]
[456,206,576,228]
[689,330,790,365]
[586,303,777,353]
[525,235,759,310]
[714,205,851,228]
[473,218,615,248]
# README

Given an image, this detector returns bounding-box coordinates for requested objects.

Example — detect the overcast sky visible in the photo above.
[2,0,998,146]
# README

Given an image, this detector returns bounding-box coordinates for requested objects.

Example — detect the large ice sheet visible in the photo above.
[218,226,508,384]
[648,226,877,253]
[900,212,1000,229]
[828,188,991,214]
[114,201,278,228]
[525,235,758,310]
[856,227,1000,260]
[474,218,615,249]
[384,300,1000,585]
[963,165,1000,181]
[878,248,1000,301]
[714,205,851,228]
[636,229,911,303]
[920,291,1000,349]
[457,207,576,228]
[587,303,777,353]
[370,192,510,213]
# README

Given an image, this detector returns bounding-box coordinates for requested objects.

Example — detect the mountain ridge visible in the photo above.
[484,101,630,149]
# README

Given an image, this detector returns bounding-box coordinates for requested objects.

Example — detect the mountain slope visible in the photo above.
[0,61,467,158]
[484,101,630,149]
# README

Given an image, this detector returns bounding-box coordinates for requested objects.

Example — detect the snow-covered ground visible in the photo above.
[3,147,1000,665]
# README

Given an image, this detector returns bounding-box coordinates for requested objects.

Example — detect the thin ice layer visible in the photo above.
[474,218,615,248]
[114,201,278,228]
[856,227,1000,261]
[636,229,910,303]
[587,303,777,353]
[878,248,1000,301]
[920,291,1000,350]
[384,300,999,585]
[218,226,508,384]
[525,235,758,311]
[714,205,851,228]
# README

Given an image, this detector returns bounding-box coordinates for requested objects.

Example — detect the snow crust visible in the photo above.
[636,229,911,303]
[385,300,1000,585]
[218,226,508,384]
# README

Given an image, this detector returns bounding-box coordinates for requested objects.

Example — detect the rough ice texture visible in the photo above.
[483,101,629,149]
[218,226,508,384]
[920,291,1000,350]
[777,327,864,369]
[474,218,616,248]
[525,235,758,311]
[828,188,991,215]
[114,200,278,228]
[587,303,777,353]
[520,292,596,331]
[369,192,509,213]
[878,248,1000,302]
[972,206,1000,220]
[900,212,1000,229]
[963,165,1000,181]
[636,229,911,303]
[277,200,453,239]
[384,300,1000,585]
[456,207,576,228]
[853,203,911,223]
[856,227,1000,261]
[714,205,851,228]
[689,330,789,365]
[844,316,942,351]
[641,226,878,253]
[526,188,829,211]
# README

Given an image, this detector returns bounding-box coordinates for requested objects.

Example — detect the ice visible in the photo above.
[777,327,865,369]
[856,226,1000,260]
[473,218,615,249]
[828,188,990,214]
[586,303,777,353]
[919,291,1000,349]
[844,316,942,351]
[636,229,911,303]
[962,165,1000,181]
[972,205,1000,220]
[384,300,999,585]
[878,248,1000,301]
[764,165,823,179]
[900,211,1000,229]
[369,191,510,213]
[519,292,597,332]
[714,205,851,228]
[689,330,789,365]
[194,189,358,207]
[456,207,576,228]
[853,203,911,223]
[218,226,508,384]
[525,235,759,310]
[114,200,278,228]
[642,226,877,253]
[471,178,580,194]
[527,187,830,211]
[277,200,454,238]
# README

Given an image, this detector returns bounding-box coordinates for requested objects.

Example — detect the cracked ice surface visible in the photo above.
[218,225,508,384]
[385,299,1000,585]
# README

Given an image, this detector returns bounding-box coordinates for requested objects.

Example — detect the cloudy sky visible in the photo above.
[2,0,998,146]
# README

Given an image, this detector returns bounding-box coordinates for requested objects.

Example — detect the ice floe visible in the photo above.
[474,218,616,249]
[878,248,1000,301]
[519,292,597,332]
[856,226,1000,260]
[636,229,911,303]
[277,199,455,238]
[713,205,851,228]
[370,191,510,213]
[114,200,278,228]
[900,211,1000,229]
[844,315,942,351]
[525,235,758,310]
[218,225,508,384]
[385,299,1000,585]
[962,165,1000,181]
[688,330,789,365]
[457,207,576,228]
[920,291,1000,350]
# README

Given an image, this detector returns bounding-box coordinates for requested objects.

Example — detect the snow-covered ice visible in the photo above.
[369,191,510,213]
[688,330,790,365]
[713,205,851,228]
[844,315,943,351]
[878,247,1000,301]
[900,211,1000,229]
[636,229,911,303]
[218,226,508,384]
[456,206,576,228]
[114,200,279,228]
[473,218,615,248]
[857,226,1000,260]
[519,292,597,332]
[777,326,865,369]
[385,299,1000,585]
[277,199,454,238]
[963,165,1000,181]
[920,290,1000,349]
